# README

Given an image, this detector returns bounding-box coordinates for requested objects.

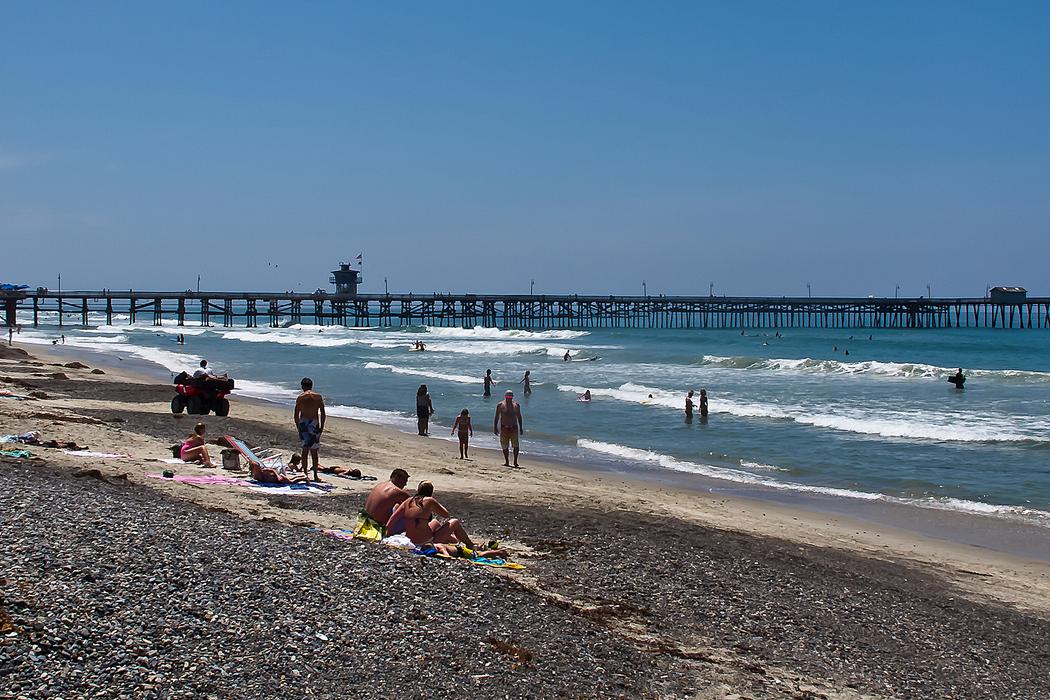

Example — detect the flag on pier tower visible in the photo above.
[356,253,363,267]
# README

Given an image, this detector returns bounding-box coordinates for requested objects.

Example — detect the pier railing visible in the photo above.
[3,291,1048,330]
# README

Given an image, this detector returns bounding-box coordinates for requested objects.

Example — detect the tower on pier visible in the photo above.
[329,263,362,296]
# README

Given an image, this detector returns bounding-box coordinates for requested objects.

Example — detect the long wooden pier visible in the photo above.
[3,290,1049,330]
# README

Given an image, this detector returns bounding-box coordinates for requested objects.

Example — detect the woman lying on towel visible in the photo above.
[433,542,509,560]
[292,453,365,479]
[387,480,477,549]
[180,423,214,467]
[251,454,309,484]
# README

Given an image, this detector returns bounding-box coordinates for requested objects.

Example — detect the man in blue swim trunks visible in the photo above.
[293,377,326,481]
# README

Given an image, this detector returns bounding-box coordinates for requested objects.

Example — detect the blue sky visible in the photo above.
[2,2,1047,296]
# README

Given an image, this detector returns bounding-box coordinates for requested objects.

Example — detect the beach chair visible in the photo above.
[223,435,288,472]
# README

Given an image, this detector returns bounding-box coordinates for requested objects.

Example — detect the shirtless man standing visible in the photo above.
[364,468,410,534]
[494,390,524,467]
[483,369,495,397]
[293,377,326,481]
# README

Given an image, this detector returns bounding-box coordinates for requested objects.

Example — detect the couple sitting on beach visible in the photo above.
[363,469,505,559]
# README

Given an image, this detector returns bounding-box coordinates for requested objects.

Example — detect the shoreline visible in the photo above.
[14,338,1050,563]
[5,339,1050,613]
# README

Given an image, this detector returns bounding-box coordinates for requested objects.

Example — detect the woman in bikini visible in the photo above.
[416,384,434,436]
[180,423,214,467]
[251,454,309,484]
[387,481,476,549]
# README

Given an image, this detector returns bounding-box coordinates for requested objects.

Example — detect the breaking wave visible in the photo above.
[421,325,589,340]
[559,382,1050,444]
[699,355,1050,383]
[363,362,482,385]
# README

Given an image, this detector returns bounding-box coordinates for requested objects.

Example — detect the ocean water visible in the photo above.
[16,312,1050,528]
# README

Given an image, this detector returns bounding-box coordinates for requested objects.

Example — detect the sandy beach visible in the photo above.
[3,341,1050,699]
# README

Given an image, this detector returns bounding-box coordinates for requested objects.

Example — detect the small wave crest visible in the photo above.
[221,330,370,348]
[412,341,587,358]
[422,325,589,340]
[740,460,790,472]
[327,404,416,429]
[561,382,1050,443]
[700,355,1050,383]
[363,362,481,385]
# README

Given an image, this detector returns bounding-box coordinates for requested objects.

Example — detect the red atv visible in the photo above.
[171,371,235,416]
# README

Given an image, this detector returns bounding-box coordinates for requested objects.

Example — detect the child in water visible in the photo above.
[451,409,473,459]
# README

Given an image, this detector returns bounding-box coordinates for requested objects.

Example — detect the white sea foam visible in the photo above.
[560,382,1050,444]
[402,340,597,358]
[577,439,880,498]
[283,323,380,332]
[17,333,203,373]
[791,411,1050,444]
[576,439,1050,527]
[422,325,589,340]
[234,379,301,404]
[363,362,481,385]
[166,324,608,357]
[327,404,416,429]
[740,460,790,472]
[700,355,1050,383]
[221,330,370,348]
[69,334,129,344]
[557,383,681,409]
[121,325,211,337]
[215,328,570,355]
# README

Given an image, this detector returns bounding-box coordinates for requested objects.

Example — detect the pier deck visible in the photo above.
[3,291,1048,330]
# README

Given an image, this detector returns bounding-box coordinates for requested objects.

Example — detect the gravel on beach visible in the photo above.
[5,459,1050,699]
[1,460,653,700]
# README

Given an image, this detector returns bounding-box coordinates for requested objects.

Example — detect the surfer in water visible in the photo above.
[563,350,571,362]
[483,369,495,397]
[949,368,966,389]
[578,390,591,402]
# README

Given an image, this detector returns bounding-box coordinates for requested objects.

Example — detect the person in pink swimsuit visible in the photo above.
[180,423,214,467]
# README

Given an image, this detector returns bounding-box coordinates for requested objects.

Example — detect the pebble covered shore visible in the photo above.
[5,457,1050,699]
[1,461,652,699]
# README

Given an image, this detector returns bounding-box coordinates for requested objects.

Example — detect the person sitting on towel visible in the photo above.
[365,468,411,533]
[180,423,215,467]
[252,453,309,484]
[386,480,477,549]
